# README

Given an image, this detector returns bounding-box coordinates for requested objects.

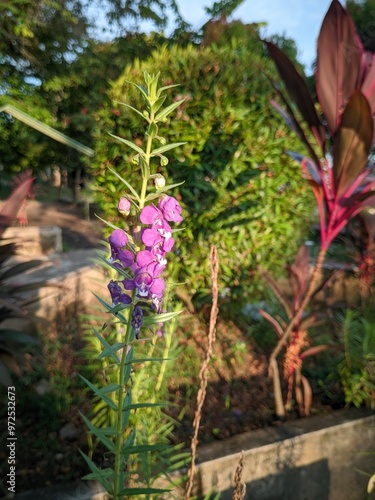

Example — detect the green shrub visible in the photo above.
[337,308,375,409]
[91,40,314,304]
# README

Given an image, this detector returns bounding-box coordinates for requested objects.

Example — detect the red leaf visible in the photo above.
[0,171,35,238]
[265,41,325,151]
[258,309,284,338]
[260,271,292,318]
[316,0,362,136]
[332,90,373,197]
[300,345,329,359]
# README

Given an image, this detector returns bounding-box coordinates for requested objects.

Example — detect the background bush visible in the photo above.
[90,36,314,309]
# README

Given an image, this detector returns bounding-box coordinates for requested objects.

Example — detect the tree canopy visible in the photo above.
[346,0,375,52]
[0,0,305,183]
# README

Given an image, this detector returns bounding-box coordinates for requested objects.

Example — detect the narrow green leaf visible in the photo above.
[79,412,117,452]
[157,83,180,95]
[117,101,149,121]
[97,342,124,360]
[92,328,120,363]
[124,79,149,100]
[94,216,122,232]
[152,94,167,113]
[155,99,185,121]
[79,450,114,493]
[123,428,136,450]
[82,469,114,481]
[144,181,185,201]
[124,359,132,382]
[122,403,131,431]
[107,166,141,202]
[78,374,118,411]
[0,104,95,156]
[92,293,128,323]
[96,254,132,279]
[151,142,186,156]
[96,382,122,395]
[109,133,145,156]
[142,310,182,326]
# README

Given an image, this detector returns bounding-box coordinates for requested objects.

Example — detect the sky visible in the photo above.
[174,0,333,73]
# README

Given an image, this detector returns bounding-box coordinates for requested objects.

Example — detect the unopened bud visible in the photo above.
[160,155,169,167]
[154,175,166,190]
[118,197,131,216]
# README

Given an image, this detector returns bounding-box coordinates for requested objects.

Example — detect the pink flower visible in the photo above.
[109,229,128,260]
[158,196,183,222]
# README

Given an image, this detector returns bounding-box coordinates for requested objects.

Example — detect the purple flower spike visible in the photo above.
[108,280,132,306]
[158,196,183,222]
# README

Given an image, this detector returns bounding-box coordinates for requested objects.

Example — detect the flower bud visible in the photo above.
[118,197,131,216]
[160,155,169,167]
[154,175,166,190]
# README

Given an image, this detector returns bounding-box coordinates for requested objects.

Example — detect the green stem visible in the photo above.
[113,300,135,499]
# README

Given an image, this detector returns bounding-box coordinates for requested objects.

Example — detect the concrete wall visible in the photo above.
[194,408,375,500]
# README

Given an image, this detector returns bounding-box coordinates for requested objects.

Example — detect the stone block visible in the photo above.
[3,225,63,255]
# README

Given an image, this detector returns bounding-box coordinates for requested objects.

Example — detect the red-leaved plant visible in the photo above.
[264,0,375,417]
[259,246,328,416]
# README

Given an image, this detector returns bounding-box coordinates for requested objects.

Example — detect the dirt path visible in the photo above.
[25,200,104,250]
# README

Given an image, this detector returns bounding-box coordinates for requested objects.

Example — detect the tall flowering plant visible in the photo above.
[79,72,185,499]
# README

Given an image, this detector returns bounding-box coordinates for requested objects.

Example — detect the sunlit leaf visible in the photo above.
[151,142,186,156]
[107,166,141,202]
[142,310,182,326]
[332,90,373,197]
[265,41,325,150]
[316,0,362,135]
[109,133,145,156]
[97,342,124,360]
[155,99,185,121]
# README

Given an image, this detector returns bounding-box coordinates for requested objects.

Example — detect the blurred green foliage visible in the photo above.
[337,308,375,409]
[90,39,314,305]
